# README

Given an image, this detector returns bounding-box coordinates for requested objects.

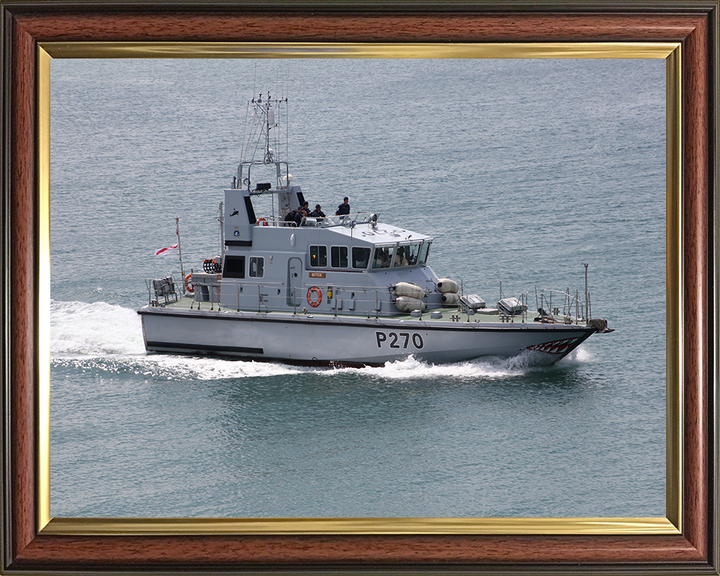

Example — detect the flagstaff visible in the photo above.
[176,217,186,294]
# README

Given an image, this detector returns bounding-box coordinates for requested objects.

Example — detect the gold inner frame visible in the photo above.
[37,41,682,536]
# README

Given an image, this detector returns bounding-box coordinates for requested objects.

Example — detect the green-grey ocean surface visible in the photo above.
[50,58,666,518]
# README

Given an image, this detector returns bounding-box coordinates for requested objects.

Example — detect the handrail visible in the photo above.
[219,280,393,316]
[252,212,382,228]
[147,273,591,326]
[525,287,589,324]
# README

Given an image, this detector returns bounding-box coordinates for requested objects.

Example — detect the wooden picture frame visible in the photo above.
[2,2,717,573]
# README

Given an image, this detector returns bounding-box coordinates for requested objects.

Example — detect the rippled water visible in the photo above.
[50,58,666,518]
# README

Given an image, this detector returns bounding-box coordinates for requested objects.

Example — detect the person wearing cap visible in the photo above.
[310,204,326,218]
[336,197,350,216]
[295,206,308,226]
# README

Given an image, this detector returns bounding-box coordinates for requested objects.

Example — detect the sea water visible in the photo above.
[50,58,666,518]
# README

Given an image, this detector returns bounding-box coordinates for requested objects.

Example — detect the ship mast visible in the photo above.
[238,92,289,191]
[262,94,274,165]
[232,92,296,223]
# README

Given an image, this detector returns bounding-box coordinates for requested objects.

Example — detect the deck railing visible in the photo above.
[147,274,592,327]
[218,281,392,317]
[521,287,589,325]
[253,212,379,229]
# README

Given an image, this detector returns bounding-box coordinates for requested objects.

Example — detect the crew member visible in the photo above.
[310,204,326,218]
[295,206,308,226]
[336,197,350,215]
[285,209,298,225]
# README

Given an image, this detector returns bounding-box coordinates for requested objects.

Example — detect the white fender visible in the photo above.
[393,282,424,300]
[441,293,459,307]
[436,278,459,294]
[394,296,426,312]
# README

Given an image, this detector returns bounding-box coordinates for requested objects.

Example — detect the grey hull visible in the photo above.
[139,307,596,367]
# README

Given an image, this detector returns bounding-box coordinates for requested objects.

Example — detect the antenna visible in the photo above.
[275,66,280,105]
[584,263,589,320]
[252,62,257,101]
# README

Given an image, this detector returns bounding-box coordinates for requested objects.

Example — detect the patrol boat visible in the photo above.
[138,92,612,367]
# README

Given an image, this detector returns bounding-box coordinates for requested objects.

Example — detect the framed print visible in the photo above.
[45,52,669,522]
[1,1,718,574]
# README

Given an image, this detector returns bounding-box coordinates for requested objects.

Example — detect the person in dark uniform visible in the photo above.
[310,204,326,218]
[285,209,298,225]
[336,197,350,215]
[295,206,308,226]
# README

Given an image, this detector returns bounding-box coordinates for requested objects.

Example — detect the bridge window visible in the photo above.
[418,241,432,265]
[372,245,395,269]
[352,247,371,269]
[331,246,348,268]
[310,245,327,267]
[223,255,246,279]
[394,243,421,267]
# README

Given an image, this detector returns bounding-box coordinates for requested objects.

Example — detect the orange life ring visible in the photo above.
[307,286,322,307]
[184,273,194,294]
[257,218,268,226]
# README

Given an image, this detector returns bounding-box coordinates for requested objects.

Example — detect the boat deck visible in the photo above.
[146,295,581,326]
